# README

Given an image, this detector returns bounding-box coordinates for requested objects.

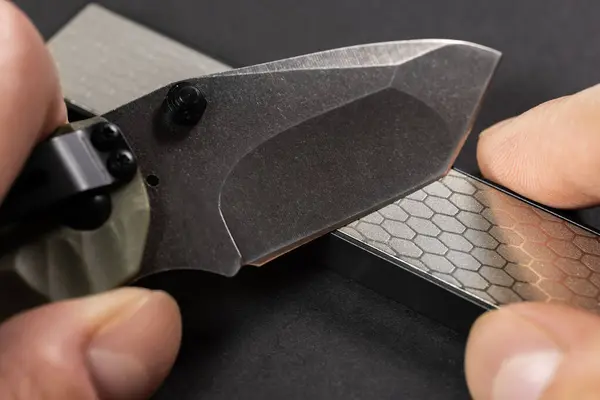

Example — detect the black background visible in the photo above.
[14,1,600,399]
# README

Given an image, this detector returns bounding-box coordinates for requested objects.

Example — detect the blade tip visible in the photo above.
[410,38,502,58]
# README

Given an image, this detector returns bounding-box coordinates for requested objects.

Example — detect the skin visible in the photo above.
[0,3,182,399]
[3,2,600,399]
[470,83,600,399]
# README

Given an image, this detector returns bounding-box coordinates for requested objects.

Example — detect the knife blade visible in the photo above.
[42,5,600,327]
[0,39,500,310]
[108,39,500,277]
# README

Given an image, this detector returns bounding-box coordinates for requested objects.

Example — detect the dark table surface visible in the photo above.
[14,1,600,398]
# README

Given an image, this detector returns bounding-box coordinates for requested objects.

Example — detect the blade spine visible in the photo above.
[214,39,499,77]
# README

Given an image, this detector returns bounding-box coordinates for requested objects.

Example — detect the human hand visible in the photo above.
[0,3,181,399]
[466,84,600,399]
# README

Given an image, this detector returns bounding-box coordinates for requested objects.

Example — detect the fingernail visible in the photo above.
[492,349,562,400]
[85,289,176,400]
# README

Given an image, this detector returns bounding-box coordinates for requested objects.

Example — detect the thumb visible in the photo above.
[466,303,600,400]
[477,84,600,208]
[0,288,181,399]
[0,4,181,399]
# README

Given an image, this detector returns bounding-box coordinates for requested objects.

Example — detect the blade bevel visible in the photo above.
[103,39,501,279]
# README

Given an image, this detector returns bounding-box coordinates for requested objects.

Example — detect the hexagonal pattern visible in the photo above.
[458,211,492,231]
[379,204,409,222]
[382,220,416,240]
[400,199,434,219]
[439,232,473,252]
[407,217,441,236]
[422,254,455,274]
[50,6,600,314]
[338,170,600,314]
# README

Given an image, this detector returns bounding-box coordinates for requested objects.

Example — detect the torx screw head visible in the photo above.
[165,82,207,126]
[106,150,137,182]
[91,123,121,151]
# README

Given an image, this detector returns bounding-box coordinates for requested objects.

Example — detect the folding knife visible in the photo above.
[0,39,500,315]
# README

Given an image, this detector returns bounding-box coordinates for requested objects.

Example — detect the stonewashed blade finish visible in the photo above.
[103,39,501,278]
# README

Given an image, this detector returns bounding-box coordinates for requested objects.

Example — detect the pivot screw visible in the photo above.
[91,123,121,151]
[106,150,137,182]
[165,82,207,126]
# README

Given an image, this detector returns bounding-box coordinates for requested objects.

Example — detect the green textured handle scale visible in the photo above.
[0,129,150,319]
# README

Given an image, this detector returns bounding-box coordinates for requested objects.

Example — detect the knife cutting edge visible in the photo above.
[0,39,501,313]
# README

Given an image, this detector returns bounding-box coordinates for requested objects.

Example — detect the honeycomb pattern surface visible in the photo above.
[50,5,600,314]
[340,170,600,313]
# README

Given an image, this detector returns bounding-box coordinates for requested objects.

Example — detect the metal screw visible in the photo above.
[106,150,137,181]
[165,82,207,126]
[91,123,121,151]
[62,193,112,231]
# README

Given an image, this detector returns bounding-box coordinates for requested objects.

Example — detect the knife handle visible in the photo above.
[0,117,150,321]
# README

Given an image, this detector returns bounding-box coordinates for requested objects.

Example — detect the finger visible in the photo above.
[477,84,600,208]
[0,288,182,399]
[0,6,183,399]
[465,302,600,400]
[0,1,67,199]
